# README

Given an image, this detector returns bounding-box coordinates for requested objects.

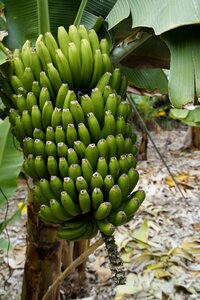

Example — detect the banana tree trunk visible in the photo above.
[21,180,88,300]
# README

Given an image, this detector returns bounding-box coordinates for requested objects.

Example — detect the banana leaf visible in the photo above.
[0,117,23,207]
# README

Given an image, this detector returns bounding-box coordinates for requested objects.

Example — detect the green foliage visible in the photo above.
[0,117,23,207]
[131,94,170,122]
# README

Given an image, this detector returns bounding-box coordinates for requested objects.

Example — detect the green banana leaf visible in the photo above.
[0,117,23,207]
[106,0,200,35]
[170,107,200,127]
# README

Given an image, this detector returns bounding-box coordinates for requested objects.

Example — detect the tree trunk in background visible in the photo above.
[183,126,200,149]
[21,181,88,300]
[139,130,148,160]
[21,183,63,300]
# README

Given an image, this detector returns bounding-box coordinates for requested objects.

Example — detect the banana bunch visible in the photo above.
[1,24,145,241]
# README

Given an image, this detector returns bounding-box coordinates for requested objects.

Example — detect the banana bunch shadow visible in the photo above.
[1,25,145,241]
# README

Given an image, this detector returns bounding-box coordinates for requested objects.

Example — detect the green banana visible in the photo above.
[73,140,86,158]
[55,125,66,144]
[50,199,73,222]
[39,204,61,224]
[34,155,48,178]
[33,128,46,142]
[96,157,108,179]
[10,75,24,94]
[88,49,103,89]
[96,72,112,93]
[34,138,46,156]
[69,100,85,124]
[57,26,70,59]
[63,176,77,200]
[63,215,87,229]
[103,85,113,103]
[40,71,55,98]
[68,163,82,181]
[108,210,127,226]
[45,140,57,156]
[25,154,37,178]
[104,174,115,196]
[42,100,54,129]
[120,197,140,217]
[79,189,91,213]
[32,184,49,206]
[124,137,133,154]
[63,89,77,109]
[66,123,78,147]
[119,154,130,174]
[110,68,122,93]
[21,40,31,67]
[29,50,43,82]
[16,94,27,113]
[68,42,81,90]
[105,93,118,117]
[44,32,59,65]
[23,137,35,156]
[102,53,113,73]
[21,67,35,91]
[76,176,89,193]
[46,126,55,142]
[106,135,117,159]
[87,112,101,143]
[68,24,81,51]
[90,172,104,191]
[91,187,104,210]
[61,191,81,216]
[15,116,26,142]
[57,220,90,240]
[108,157,120,182]
[80,94,95,116]
[84,143,98,170]
[118,74,128,98]
[50,175,63,198]
[78,123,91,146]
[78,24,90,41]
[117,100,131,120]
[127,168,139,194]
[81,158,93,184]
[126,153,137,169]
[117,173,129,202]
[80,39,93,90]
[51,107,62,129]
[32,81,41,98]
[88,29,100,53]
[115,133,125,158]
[9,108,19,127]
[100,110,115,138]
[26,92,37,113]
[115,116,126,135]
[38,178,57,201]
[108,184,123,210]
[67,148,79,165]
[21,110,33,137]
[97,219,115,236]
[100,38,110,55]
[57,142,68,157]
[62,108,74,131]
[47,62,62,93]
[13,56,24,79]
[31,104,43,130]
[94,202,112,220]
[55,49,73,89]
[55,83,69,108]
[47,156,59,176]
[90,87,104,123]
[96,138,108,161]
[59,157,69,178]
[35,39,52,73]
[39,86,51,110]
[129,190,145,204]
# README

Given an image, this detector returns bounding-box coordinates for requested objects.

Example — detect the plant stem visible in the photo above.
[42,238,104,300]
[73,0,88,27]
[37,0,50,34]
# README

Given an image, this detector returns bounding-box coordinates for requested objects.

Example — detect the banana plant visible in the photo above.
[0,1,200,299]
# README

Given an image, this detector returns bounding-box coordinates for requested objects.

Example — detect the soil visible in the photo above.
[0,124,200,300]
